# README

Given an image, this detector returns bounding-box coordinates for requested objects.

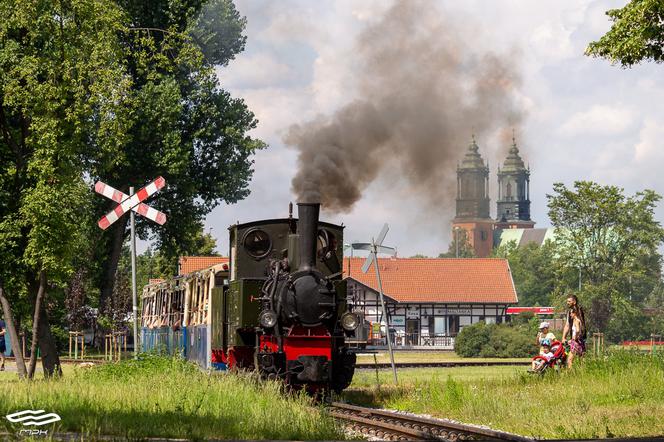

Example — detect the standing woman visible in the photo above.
[562,294,587,367]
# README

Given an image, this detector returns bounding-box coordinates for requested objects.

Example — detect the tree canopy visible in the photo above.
[91,0,265,312]
[493,241,556,307]
[546,181,664,338]
[586,0,664,66]
[0,0,132,377]
[0,0,264,378]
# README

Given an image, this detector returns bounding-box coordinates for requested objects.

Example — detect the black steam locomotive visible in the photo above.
[141,203,358,393]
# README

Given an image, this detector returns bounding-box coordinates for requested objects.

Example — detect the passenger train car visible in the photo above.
[141,203,358,393]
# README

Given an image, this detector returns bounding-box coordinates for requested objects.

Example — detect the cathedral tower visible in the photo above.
[455,136,490,219]
[452,137,494,257]
[495,136,535,229]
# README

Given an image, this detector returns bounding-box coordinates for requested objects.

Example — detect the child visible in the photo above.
[536,321,556,355]
[531,339,554,372]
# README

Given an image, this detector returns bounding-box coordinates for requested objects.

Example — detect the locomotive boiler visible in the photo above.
[140,202,358,393]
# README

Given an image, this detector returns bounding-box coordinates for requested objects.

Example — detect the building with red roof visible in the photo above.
[178,256,228,275]
[344,257,517,348]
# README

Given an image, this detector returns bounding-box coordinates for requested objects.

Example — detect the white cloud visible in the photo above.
[559,105,635,136]
[218,53,294,89]
[198,0,664,258]
[634,118,664,164]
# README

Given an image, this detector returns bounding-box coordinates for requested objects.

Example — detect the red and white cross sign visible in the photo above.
[95,177,167,230]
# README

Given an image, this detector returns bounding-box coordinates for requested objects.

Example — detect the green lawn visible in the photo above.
[0,356,341,440]
[344,351,664,439]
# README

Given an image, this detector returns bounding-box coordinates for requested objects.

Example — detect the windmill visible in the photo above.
[351,223,398,384]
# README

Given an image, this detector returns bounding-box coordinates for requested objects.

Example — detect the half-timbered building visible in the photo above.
[345,257,518,349]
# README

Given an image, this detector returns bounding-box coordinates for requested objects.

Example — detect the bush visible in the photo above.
[455,322,538,358]
[454,321,491,357]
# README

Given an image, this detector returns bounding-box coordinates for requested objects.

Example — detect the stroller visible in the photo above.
[530,340,567,373]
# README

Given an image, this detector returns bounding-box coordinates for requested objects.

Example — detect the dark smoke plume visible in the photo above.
[285,0,524,213]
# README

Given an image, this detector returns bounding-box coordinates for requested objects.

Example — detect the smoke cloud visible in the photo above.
[285,0,525,213]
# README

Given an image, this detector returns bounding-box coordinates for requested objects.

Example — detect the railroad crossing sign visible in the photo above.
[94,176,167,359]
[352,223,398,384]
[94,177,166,229]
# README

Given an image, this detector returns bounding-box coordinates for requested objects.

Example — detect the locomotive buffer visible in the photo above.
[352,224,398,384]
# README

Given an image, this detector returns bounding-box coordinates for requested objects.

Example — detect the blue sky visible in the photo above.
[196,0,664,258]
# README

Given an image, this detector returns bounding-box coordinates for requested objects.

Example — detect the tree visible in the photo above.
[439,229,475,258]
[586,0,664,67]
[546,181,664,338]
[493,241,557,306]
[93,0,265,313]
[0,0,129,377]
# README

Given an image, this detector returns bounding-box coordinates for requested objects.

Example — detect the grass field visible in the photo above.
[0,356,342,440]
[344,351,664,439]
[355,350,529,364]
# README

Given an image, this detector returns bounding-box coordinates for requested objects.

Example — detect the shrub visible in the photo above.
[456,322,538,357]
[455,321,491,357]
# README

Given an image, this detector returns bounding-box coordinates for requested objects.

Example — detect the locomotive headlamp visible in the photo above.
[341,312,360,331]
[259,310,278,328]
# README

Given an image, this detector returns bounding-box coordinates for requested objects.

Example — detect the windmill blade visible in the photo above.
[376,245,396,256]
[361,253,375,274]
[351,242,372,251]
[376,223,389,246]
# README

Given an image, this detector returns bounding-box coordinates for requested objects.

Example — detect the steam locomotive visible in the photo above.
[140,203,358,393]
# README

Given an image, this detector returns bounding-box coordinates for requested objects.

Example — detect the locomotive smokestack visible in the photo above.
[297,202,320,272]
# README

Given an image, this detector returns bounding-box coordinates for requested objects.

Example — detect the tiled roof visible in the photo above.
[344,257,517,304]
[178,256,228,275]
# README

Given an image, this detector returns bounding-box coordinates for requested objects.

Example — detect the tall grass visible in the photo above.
[345,351,664,439]
[0,355,343,440]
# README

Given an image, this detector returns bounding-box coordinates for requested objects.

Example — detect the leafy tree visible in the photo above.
[493,240,557,306]
[0,0,129,377]
[586,0,664,67]
[546,181,664,338]
[439,229,475,258]
[410,254,430,258]
[644,283,664,337]
[93,0,265,313]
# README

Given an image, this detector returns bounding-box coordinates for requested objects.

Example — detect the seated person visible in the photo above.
[531,339,554,371]
[536,322,556,355]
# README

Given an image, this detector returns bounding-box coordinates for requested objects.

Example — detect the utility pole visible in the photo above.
[455,227,460,258]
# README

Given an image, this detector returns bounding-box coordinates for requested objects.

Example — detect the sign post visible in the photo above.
[95,178,167,358]
[129,187,138,359]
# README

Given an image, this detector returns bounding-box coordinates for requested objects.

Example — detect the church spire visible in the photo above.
[496,132,533,225]
[455,136,490,220]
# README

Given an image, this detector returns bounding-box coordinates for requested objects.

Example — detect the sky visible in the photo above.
[194,0,664,258]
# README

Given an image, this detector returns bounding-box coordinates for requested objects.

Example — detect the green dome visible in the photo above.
[459,136,487,170]
[501,138,526,173]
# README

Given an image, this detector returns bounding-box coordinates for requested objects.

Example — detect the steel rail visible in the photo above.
[330,401,535,441]
[355,360,529,369]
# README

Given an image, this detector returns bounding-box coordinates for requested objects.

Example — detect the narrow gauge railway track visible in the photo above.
[330,402,534,441]
[355,360,528,369]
